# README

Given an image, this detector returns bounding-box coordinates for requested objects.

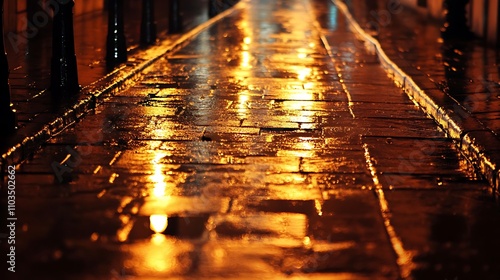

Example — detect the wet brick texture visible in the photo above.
[345,0,500,138]
[2,0,500,279]
[0,0,210,158]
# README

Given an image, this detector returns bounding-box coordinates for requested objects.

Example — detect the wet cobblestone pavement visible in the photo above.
[346,0,500,136]
[334,0,500,194]
[0,0,210,157]
[2,0,500,279]
[343,0,500,153]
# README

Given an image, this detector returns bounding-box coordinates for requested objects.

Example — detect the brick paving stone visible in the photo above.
[2,0,500,279]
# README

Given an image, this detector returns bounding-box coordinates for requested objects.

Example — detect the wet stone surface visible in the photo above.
[2,0,499,279]
[346,0,500,138]
[0,0,212,157]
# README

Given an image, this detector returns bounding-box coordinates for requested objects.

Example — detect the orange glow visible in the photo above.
[150,214,168,233]
[117,219,134,242]
[297,48,308,59]
[297,67,312,80]
[314,199,323,216]
[150,153,168,197]
[151,233,167,245]
[303,236,312,248]
[241,51,252,69]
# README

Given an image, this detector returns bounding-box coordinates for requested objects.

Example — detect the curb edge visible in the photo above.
[332,0,499,193]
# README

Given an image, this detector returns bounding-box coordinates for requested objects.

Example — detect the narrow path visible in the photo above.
[4,0,500,279]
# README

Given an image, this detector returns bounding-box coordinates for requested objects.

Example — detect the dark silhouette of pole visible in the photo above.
[1,0,16,132]
[141,0,156,45]
[169,0,182,34]
[106,0,127,66]
[442,0,472,39]
[50,0,79,95]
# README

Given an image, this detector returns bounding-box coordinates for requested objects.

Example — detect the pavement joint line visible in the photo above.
[0,1,246,177]
[332,0,499,194]
[362,143,415,279]
[309,5,356,119]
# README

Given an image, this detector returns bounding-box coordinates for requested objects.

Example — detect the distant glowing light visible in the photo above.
[243,37,252,44]
[150,214,168,233]
[108,173,119,184]
[303,236,312,247]
[90,232,99,242]
[117,220,134,242]
[213,247,226,260]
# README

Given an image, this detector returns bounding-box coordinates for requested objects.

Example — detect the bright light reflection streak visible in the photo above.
[310,14,355,118]
[278,140,317,158]
[148,154,171,239]
[151,233,167,244]
[234,90,251,120]
[297,47,308,59]
[239,20,253,70]
[314,199,323,216]
[150,214,168,233]
[283,98,315,112]
[363,144,415,278]
[151,153,168,197]
[241,51,251,69]
[145,235,174,272]
[234,13,253,119]
[294,140,314,150]
[297,67,312,81]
